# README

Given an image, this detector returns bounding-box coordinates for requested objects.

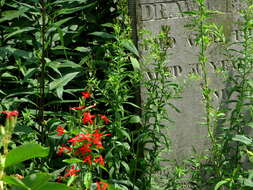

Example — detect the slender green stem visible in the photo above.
[38,0,46,142]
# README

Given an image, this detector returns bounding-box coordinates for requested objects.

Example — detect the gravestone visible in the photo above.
[129,0,242,161]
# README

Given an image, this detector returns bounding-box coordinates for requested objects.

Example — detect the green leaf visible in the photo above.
[130,57,140,70]
[121,40,139,57]
[182,11,197,15]
[116,128,131,141]
[214,179,230,190]
[49,72,79,90]
[63,158,83,164]
[232,135,252,145]
[5,27,36,39]
[129,115,141,124]
[3,176,29,189]
[0,8,27,23]
[37,182,78,190]
[83,172,92,189]
[5,144,49,168]
[75,47,90,52]
[48,60,82,69]
[89,32,115,39]
[56,87,64,100]
[51,0,87,4]
[67,175,76,187]
[54,2,95,16]
[121,161,130,174]
[22,173,51,190]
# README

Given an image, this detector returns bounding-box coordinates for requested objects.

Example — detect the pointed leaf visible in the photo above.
[56,87,64,100]
[129,115,141,124]
[89,32,115,39]
[5,144,49,168]
[63,158,83,164]
[22,173,51,189]
[75,47,90,52]
[3,176,29,189]
[232,135,252,145]
[84,172,92,189]
[130,57,140,70]
[5,27,36,39]
[37,182,78,190]
[214,179,230,190]
[49,72,79,90]
[121,40,139,57]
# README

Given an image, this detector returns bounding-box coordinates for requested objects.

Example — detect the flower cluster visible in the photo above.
[0,110,19,118]
[55,91,110,189]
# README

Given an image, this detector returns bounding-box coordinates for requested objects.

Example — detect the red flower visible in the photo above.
[82,112,96,125]
[92,129,104,149]
[68,133,92,145]
[79,133,92,141]
[70,105,85,110]
[64,165,80,177]
[75,144,92,155]
[83,155,93,165]
[96,181,109,190]
[0,111,19,118]
[82,91,91,99]
[99,114,110,124]
[57,144,72,156]
[56,125,65,136]
[94,155,105,166]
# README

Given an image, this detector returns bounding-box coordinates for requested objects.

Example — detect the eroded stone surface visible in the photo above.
[133,0,238,161]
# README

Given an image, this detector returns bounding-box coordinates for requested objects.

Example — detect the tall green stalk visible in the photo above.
[38,0,46,142]
[184,0,225,187]
[139,26,181,190]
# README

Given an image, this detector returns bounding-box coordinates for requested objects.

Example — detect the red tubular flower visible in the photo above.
[79,133,92,141]
[67,135,82,145]
[92,129,104,149]
[99,114,110,124]
[70,105,85,110]
[96,181,109,190]
[81,91,91,99]
[94,155,105,166]
[68,133,92,145]
[75,144,92,155]
[0,111,19,118]
[83,155,93,165]
[82,112,96,125]
[64,165,80,177]
[57,144,72,156]
[56,125,65,136]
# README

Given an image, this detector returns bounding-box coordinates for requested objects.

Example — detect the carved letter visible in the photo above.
[141,4,155,21]
[159,3,169,19]
[169,65,183,77]
[189,63,201,75]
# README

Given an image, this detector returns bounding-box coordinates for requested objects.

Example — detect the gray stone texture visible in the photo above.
[133,0,241,161]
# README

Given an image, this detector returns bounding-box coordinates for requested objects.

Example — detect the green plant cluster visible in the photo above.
[1,0,253,189]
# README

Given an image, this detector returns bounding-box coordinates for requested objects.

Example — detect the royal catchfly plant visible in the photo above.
[54,91,110,189]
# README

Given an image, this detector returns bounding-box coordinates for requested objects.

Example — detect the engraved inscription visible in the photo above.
[168,65,183,77]
[165,60,231,78]
[140,1,191,21]
[140,0,230,21]
[189,63,202,75]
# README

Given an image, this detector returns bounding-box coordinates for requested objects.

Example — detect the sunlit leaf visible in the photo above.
[5,144,49,168]
[49,72,79,90]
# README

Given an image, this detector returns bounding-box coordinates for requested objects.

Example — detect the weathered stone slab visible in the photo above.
[132,0,239,161]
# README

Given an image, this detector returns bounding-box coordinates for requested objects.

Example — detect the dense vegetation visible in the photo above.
[0,0,253,189]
